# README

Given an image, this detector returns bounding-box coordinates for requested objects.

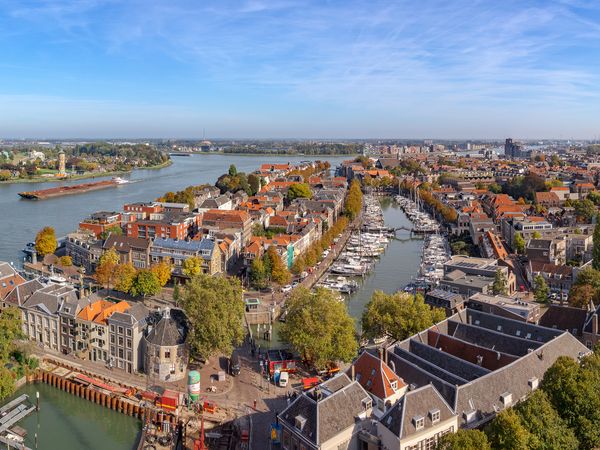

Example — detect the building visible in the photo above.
[278,374,373,450]
[103,235,152,269]
[65,231,103,273]
[0,262,25,301]
[143,308,188,382]
[58,149,66,176]
[386,309,589,430]
[108,303,149,373]
[150,238,222,276]
[424,289,465,317]
[467,292,541,323]
[504,138,525,159]
[201,210,252,245]
[525,238,566,266]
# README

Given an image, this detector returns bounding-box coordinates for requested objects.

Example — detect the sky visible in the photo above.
[0,0,600,139]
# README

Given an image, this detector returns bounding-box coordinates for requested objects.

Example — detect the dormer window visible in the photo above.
[528,377,539,390]
[413,415,425,430]
[429,409,440,424]
[362,397,372,411]
[390,380,398,391]
[294,415,307,431]
[500,392,512,407]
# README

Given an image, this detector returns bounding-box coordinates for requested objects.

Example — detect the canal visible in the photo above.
[251,196,424,350]
[3,383,140,450]
[0,154,348,264]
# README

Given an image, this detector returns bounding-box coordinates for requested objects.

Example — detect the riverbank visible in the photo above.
[0,159,173,184]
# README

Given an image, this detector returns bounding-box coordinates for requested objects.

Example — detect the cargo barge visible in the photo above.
[18,177,129,200]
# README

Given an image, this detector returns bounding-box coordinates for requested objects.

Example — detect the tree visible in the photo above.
[532,231,542,239]
[35,226,58,256]
[287,183,313,201]
[130,269,161,298]
[574,199,597,222]
[344,179,363,219]
[361,291,445,342]
[486,409,533,450]
[514,390,579,450]
[95,248,120,289]
[513,232,526,254]
[488,183,502,194]
[593,218,600,270]
[568,284,596,308]
[533,274,550,303]
[59,255,72,266]
[250,258,267,290]
[0,307,23,362]
[182,256,203,277]
[291,255,306,275]
[0,170,11,181]
[541,353,600,449]
[248,173,261,195]
[228,164,237,176]
[587,191,600,206]
[0,367,15,401]
[100,224,123,240]
[436,429,491,450]
[151,261,172,287]
[280,288,357,369]
[180,274,244,358]
[492,269,509,295]
[113,263,137,293]
[264,246,291,285]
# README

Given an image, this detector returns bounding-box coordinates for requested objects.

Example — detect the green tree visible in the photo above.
[35,226,58,257]
[180,274,244,358]
[100,224,123,240]
[228,164,237,176]
[291,255,306,275]
[130,269,161,298]
[492,269,509,295]
[593,218,600,270]
[486,409,534,450]
[514,390,579,450]
[113,263,137,293]
[344,179,363,219]
[361,291,445,342]
[0,307,23,362]
[287,183,313,201]
[587,191,600,206]
[182,256,203,277]
[0,170,11,181]
[436,429,491,450]
[574,199,597,222]
[532,231,542,239]
[248,173,261,195]
[488,183,502,194]
[568,284,596,308]
[533,274,550,303]
[541,353,600,449]
[280,288,357,369]
[250,258,267,290]
[513,232,526,254]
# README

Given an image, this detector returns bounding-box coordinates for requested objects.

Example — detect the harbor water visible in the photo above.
[2,383,140,450]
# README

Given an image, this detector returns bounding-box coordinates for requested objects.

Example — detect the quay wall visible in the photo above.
[28,370,178,427]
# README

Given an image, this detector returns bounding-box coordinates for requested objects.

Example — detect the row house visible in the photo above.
[525,238,566,266]
[151,237,222,276]
[500,217,553,250]
[65,230,103,273]
[540,304,600,350]
[123,202,164,220]
[201,210,252,246]
[107,302,149,373]
[197,195,233,213]
[79,211,122,238]
[526,261,573,296]
[126,212,200,240]
[103,235,152,269]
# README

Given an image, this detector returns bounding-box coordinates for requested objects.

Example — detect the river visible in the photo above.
[0,154,348,264]
[3,383,140,450]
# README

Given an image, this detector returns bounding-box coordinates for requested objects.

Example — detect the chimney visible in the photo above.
[593,313,598,336]
[378,347,384,361]
[351,364,355,382]
[383,347,388,365]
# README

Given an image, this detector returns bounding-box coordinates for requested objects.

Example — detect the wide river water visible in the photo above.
[0,154,348,264]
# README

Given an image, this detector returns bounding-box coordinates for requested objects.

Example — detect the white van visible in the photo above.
[279,371,289,387]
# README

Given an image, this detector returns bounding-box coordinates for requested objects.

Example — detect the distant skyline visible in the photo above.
[1,0,600,139]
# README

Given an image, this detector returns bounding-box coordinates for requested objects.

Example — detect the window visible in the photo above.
[362,397,372,410]
[110,325,115,332]
[118,337,124,346]
[110,335,115,344]
[126,339,132,349]
[294,415,307,431]
[118,326,124,335]
[118,349,124,359]
[500,392,513,407]
[127,351,132,361]
[390,380,398,391]
[528,377,539,390]
[126,329,132,337]
[429,409,440,424]
[413,415,425,430]
[164,350,171,359]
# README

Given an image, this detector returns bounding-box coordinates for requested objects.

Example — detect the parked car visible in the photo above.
[282,285,292,293]
[230,354,241,376]
[279,371,289,387]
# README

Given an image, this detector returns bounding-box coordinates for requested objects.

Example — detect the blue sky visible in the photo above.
[0,0,600,139]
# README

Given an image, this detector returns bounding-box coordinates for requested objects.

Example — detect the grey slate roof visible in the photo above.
[22,283,78,314]
[380,384,456,439]
[146,311,186,346]
[4,279,45,307]
[279,373,371,446]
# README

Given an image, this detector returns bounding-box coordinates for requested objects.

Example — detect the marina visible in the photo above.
[394,194,440,233]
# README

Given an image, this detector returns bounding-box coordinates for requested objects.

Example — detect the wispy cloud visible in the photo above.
[0,0,599,137]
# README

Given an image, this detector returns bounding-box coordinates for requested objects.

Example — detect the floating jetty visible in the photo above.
[0,394,35,449]
[18,177,129,200]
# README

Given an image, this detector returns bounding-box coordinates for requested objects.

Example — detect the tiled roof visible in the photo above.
[349,351,406,400]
